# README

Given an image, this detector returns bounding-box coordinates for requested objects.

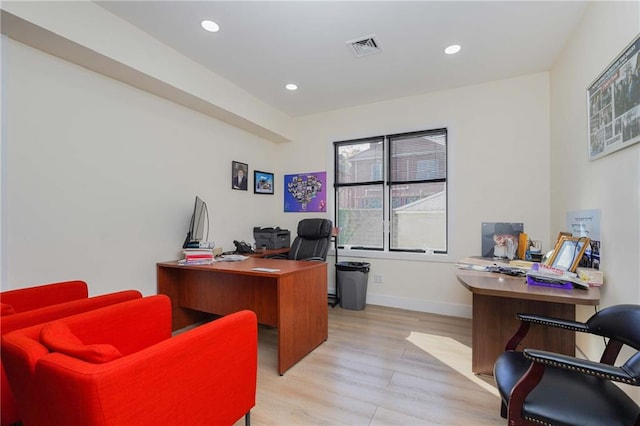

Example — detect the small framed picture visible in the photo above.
[546,236,590,272]
[232,161,248,191]
[254,170,274,194]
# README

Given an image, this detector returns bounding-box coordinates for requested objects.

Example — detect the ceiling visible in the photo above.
[95,1,589,117]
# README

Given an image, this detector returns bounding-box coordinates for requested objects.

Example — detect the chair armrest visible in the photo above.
[517,314,589,332]
[1,281,88,313]
[505,314,589,351]
[301,257,325,262]
[264,253,288,259]
[35,310,258,426]
[523,349,640,385]
[506,350,640,424]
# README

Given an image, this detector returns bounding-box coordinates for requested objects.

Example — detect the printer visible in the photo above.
[253,227,291,250]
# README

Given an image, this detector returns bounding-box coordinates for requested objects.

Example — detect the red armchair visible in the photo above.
[0,283,141,426]
[2,295,258,426]
[1,280,88,315]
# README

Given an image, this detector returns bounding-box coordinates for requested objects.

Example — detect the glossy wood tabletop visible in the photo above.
[456,268,600,305]
[157,257,325,276]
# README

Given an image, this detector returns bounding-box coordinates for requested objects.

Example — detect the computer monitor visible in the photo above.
[183,196,208,248]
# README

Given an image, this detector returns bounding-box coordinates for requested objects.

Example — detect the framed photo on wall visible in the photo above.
[254,170,274,194]
[587,33,640,161]
[232,161,248,191]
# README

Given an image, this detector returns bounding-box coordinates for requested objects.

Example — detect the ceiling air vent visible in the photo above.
[346,34,382,58]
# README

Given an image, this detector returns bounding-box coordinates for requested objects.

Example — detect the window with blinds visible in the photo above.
[334,129,448,253]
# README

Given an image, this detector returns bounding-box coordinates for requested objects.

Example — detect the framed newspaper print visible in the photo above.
[588,34,640,161]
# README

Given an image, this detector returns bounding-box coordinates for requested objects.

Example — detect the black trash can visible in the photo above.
[336,262,371,310]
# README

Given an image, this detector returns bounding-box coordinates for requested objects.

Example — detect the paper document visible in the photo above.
[251,267,280,272]
[456,263,491,272]
[215,255,249,262]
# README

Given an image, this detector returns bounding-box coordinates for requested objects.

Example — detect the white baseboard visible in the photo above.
[365,293,472,319]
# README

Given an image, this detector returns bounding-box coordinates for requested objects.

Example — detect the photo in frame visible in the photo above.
[284,171,326,212]
[231,161,248,191]
[587,33,640,161]
[254,170,274,194]
[566,209,601,270]
[546,236,590,273]
[481,222,524,259]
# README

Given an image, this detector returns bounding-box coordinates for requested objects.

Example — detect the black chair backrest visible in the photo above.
[587,304,640,350]
[287,218,332,261]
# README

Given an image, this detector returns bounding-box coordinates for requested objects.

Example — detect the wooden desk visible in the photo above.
[157,258,328,375]
[457,268,600,375]
[248,247,289,258]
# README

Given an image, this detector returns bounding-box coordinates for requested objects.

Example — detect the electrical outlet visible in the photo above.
[373,274,383,283]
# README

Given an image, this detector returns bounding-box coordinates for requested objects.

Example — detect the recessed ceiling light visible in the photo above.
[201,20,220,33]
[444,44,461,55]
[285,83,298,91]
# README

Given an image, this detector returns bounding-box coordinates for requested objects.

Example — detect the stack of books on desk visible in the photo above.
[178,248,214,265]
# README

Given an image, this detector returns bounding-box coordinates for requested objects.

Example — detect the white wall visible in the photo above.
[2,0,638,403]
[278,72,551,317]
[1,1,293,143]
[550,0,640,378]
[13,0,635,323]
[3,21,552,317]
[2,38,283,295]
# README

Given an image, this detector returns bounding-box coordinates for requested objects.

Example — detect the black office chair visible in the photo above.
[493,304,640,426]
[267,218,332,261]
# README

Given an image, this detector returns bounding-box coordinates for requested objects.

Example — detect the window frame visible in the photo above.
[333,128,448,255]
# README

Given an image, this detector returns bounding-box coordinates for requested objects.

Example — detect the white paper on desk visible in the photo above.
[456,263,491,272]
[251,267,280,272]
[215,255,249,262]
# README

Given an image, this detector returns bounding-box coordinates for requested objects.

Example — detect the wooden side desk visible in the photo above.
[157,257,328,375]
[457,268,600,375]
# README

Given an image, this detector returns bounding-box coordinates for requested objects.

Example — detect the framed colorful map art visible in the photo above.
[284,171,326,212]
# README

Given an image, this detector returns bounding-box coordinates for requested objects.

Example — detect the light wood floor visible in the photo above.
[235,304,504,425]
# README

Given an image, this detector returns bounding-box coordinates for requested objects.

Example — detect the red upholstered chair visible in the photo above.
[0,283,141,426]
[1,280,88,315]
[2,295,258,426]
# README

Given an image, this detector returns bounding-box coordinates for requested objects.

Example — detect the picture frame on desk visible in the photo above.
[254,170,274,194]
[556,231,573,243]
[546,236,590,273]
[481,222,523,259]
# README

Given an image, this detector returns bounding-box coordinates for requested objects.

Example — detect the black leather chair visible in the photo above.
[494,304,640,426]
[267,218,332,261]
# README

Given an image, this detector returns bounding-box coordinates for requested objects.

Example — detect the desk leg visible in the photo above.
[472,294,575,375]
[277,265,328,375]
[157,265,213,331]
